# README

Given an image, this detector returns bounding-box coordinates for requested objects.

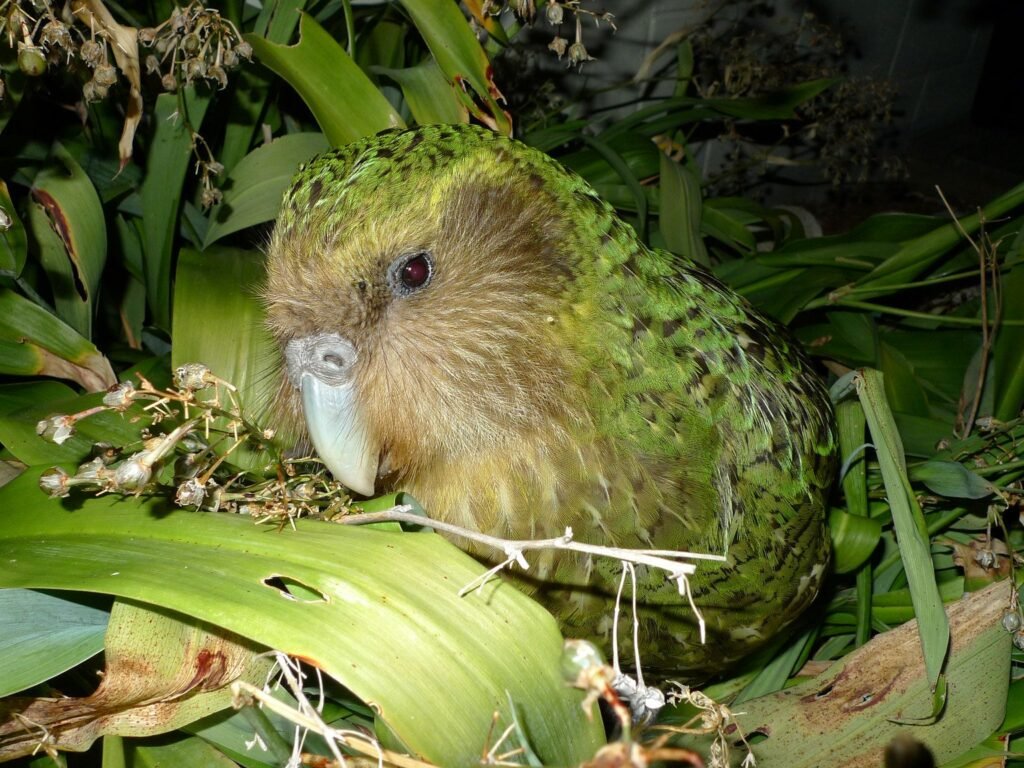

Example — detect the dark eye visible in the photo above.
[388,251,433,296]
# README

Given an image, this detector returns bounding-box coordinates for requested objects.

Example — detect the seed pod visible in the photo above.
[40,20,72,51]
[184,57,206,81]
[568,41,592,66]
[1002,610,1022,633]
[39,467,71,498]
[545,2,563,25]
[18,45,47,77]
[560,639,606,686]
[113,455,153,491]
[176,477,207,508]
[93,64,118,88]
[103,381,136,411]
[174,363,213,391]
[79,39,103,67]
[208,64,227,89]
[36,414,75,445]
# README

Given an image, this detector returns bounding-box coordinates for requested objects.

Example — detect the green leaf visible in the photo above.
[659,153,708,266]
[0,381,144,466]
[0,600,273,760]
[126,736,239,768]
[114,215,146,349]
[0,289,115,391]
[717,582,1009,766]
[879,341,929,417]
[398,0,511,135]
[246,13,404,148]
[204,133,329,248]
[853,180,1024,299]
[854,369,949,688]
[909,461,997,500]
[0,180,27,277]
[700,203,757,252]
[0,589,109,696]
[219,0,309,173]
[702,78,836,119]
[377,58,468,126]
[28,144,108,338]
[835,398,872,646]
[828,508,882,574]
[0,470,605,766]
[171,247,277,466]
[142,89,212,331]
[990,266,1024,421]
[734,627,817,703]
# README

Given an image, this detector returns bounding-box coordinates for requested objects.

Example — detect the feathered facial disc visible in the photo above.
[264,125,585,494]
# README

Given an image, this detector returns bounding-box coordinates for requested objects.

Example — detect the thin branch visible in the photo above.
[339,508,727,580]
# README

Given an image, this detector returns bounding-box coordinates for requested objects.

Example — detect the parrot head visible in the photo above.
[265,125,594,497]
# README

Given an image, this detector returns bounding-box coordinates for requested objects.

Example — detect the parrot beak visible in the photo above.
[284,333,378,496]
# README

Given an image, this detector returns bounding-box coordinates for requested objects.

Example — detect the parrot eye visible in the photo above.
[388,251,433,296]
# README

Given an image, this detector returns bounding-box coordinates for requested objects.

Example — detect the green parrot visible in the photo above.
[264,124,836,680]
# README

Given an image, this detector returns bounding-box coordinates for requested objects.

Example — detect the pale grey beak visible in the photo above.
[284,333,378,496]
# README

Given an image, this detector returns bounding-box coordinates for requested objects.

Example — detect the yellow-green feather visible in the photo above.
[273,124,837,680]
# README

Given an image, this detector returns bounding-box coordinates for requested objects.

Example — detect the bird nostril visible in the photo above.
[323,353,346,369]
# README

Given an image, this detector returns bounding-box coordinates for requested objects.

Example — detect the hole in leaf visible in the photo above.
[743,727,770,745]
[262,575,328,603]
[815,683,834,699]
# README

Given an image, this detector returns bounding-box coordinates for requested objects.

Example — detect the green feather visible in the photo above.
[270,124,837,680]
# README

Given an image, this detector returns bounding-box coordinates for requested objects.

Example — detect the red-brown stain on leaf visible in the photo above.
[187,648,229,691]
[843,674,899,713]
[30,187,88,300]
[484,64,505,102]
[31,188,72,250]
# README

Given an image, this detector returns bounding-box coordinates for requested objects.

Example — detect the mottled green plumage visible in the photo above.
[266,124,837,679]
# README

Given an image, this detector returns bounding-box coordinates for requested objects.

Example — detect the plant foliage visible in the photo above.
[0,1,1022,767]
